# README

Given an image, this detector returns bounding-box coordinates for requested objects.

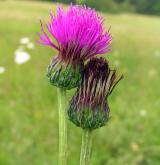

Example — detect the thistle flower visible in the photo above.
[68,57,123,129]
[37,4,112,89]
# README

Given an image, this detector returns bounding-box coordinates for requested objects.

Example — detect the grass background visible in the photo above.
[0,1,160,164]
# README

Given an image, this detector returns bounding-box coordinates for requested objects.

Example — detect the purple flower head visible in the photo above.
[37,4,111,65]
[37,4,112,90]
[67,57,123,129]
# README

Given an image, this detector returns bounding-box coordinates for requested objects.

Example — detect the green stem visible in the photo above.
[80,130,92,165]
[57,88,67,165]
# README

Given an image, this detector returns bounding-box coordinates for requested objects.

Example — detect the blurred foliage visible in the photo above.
[130,0,160,15]
[85,0,134,13]
[38,0,160,15]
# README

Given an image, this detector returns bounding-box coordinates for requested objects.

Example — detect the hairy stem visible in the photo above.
[80,130,92,165]
[57,88,67,165]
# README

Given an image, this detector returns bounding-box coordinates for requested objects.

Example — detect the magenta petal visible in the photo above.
[37,4,112,64]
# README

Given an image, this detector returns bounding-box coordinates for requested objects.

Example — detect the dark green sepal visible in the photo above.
[67,104,109,130]
[47,62,82,90]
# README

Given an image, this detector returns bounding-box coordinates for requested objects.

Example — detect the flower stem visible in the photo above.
[57,88,67,165]
[80,129,92,165]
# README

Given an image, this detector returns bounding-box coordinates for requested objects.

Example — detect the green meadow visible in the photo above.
[0,1,160,164]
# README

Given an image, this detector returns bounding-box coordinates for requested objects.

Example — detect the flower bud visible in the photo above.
[67,57,123,129]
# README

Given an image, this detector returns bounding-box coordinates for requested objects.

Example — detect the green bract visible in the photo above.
[68,104,109,130]
[47,61,82,90]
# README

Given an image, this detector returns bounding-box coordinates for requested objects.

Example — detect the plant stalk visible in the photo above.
[57,88,67,165]
[80,129,92,165]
